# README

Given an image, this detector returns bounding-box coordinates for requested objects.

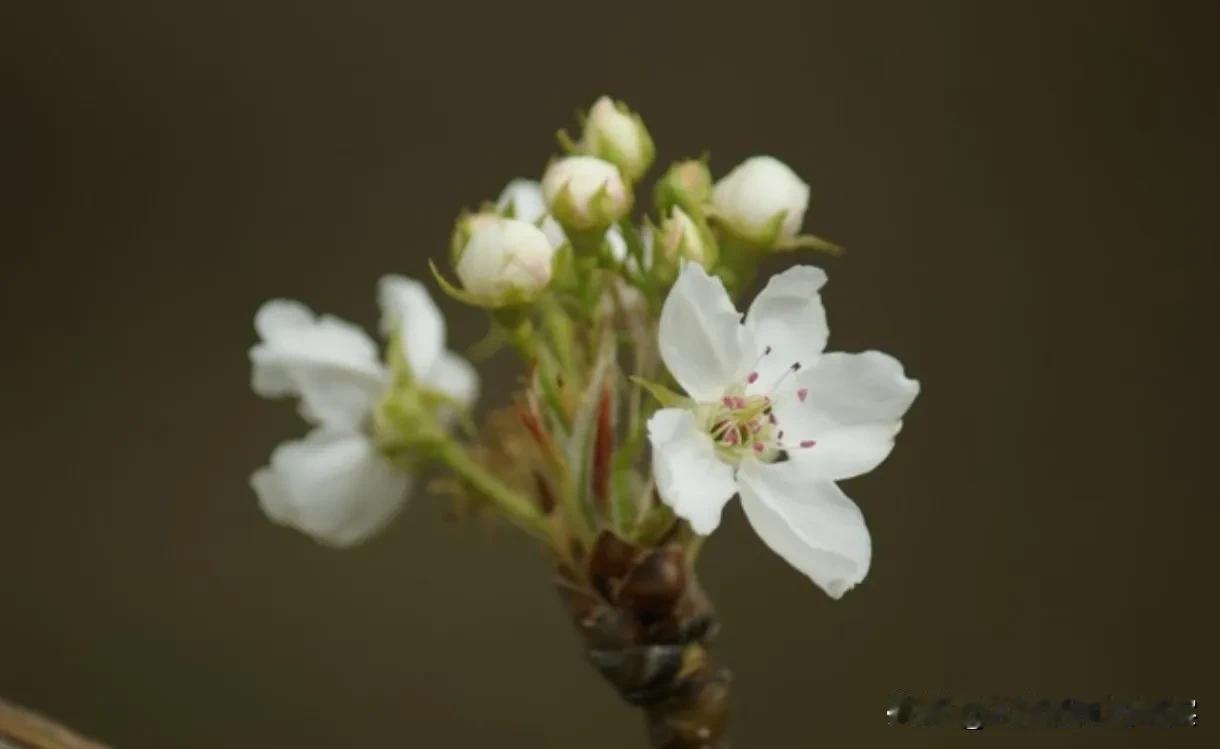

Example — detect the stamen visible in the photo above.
[800,439,816,449]
[797,388,808,402]
[743,346,773,386]
[766,361,803,393]
[752,442,765,453]
[724,430,739,446]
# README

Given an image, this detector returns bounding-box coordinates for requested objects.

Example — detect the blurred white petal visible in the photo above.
[252,428,410,548]
[250,300,386,430]
[378,275,445,378]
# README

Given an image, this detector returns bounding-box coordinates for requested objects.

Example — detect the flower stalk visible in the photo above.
[430,437,549,539]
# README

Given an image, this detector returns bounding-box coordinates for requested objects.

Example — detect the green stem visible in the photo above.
[500,315,569,430]
[433,440,548,538]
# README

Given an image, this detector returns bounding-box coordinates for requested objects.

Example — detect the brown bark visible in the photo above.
[556,531,730,749]
[0,698,109,749]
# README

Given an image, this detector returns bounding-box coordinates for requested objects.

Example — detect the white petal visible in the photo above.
[254,299,314,341]
[252,428,410,547]
[250,300,386,430]
[421,350,479,409]
[787,422,900,480]
[496,179,547,224]
[658,263,752,401]
[737,458,871,598]
[606,225,628,262]
[378,275,445,378]
[774,351,920,434]
[541,216,567,248]
[647,408,738,534]
[497,179,568,248]
[744,265,828,391]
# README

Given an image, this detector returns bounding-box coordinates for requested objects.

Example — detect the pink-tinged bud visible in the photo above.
[541,155,632,232]
[752,442,764,453]
[581,96,655,182]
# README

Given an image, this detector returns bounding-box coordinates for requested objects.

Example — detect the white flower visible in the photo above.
[496,179,566,248]
[455,217,556,306]
[542,155,632,231]
[711,155,810,246]
[580,96,655,182]
[249,277,476,546]
[647,263,919,597]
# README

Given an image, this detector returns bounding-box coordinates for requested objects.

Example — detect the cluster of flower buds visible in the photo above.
[442,96,843,314]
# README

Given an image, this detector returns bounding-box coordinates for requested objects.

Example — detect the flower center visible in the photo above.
[707,390,779,463]
[701,349,816,466]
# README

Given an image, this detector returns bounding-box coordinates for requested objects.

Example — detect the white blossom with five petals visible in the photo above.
[249,276,476,547]
[648,263,918,598]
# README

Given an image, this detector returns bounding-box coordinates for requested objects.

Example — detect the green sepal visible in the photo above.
[706,206,788,251]
[617,217,649,272]
[429,260,485,307]
[556,128,578,154]
[630,376,693,409]
[775,232,845,255]
[430,260,539,310]
[383,327,416,386]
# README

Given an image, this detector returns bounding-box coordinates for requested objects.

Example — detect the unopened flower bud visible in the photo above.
[710,155,809,248]
[579,97,655,182]
[654,159,712,217]
[449,210,502,267]
[541,156,633,233]
[455,218,555,307]
[496,178,567,248]
[654,207,716,283]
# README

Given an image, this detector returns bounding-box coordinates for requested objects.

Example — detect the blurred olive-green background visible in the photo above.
[4,1,1216,746]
